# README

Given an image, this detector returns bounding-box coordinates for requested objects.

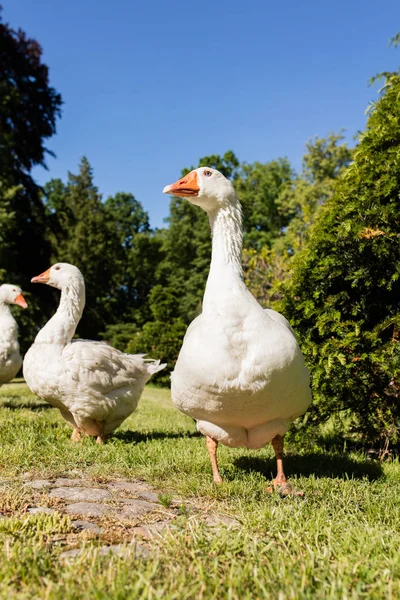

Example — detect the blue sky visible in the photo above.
[5,0,400,228]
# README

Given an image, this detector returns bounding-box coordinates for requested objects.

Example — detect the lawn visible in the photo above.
[0,381,400,599]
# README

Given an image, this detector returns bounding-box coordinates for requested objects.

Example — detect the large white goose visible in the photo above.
[0,284,27,385]
[163,167,311,490]
[23,263,165,443]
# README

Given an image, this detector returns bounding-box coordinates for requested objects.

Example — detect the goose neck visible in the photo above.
[35,281,85,345]
[207,200,244,279]
[0,302,13,319]
[202,200,245,310]
[0,302,17,340]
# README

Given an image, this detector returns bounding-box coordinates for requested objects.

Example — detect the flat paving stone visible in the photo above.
[118,499,159,517]
[60,543,151,561]
[24,480,52,490]
[53,478,90,487]
[107,481,152,493]
[135,490,160,503]
[50,487,111,502]
[28,507,56,515]
[65,502,109,517]
[71,520,104,534]
[108,481,161,503]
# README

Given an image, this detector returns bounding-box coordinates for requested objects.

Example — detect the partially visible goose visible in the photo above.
[23,263,166,443]
[163,168,311,491]
[0,284,27,385]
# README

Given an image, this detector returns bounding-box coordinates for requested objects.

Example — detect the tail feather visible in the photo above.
[145,358,167,376]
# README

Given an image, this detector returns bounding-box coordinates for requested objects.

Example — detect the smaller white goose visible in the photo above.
[23,263,166,443]
[0,284,27,385]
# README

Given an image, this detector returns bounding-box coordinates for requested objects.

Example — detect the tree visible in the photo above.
[0,8,62,182]
[104,192,150,249]
[242,134,352,307]
[281,73,400,448]
[0,9,62,352]
[103,192,158,325]
[127,285,187,385]
[44,158,120,338]
[276,132,353,256]
[236,158,294,250]
[44,162,163,346]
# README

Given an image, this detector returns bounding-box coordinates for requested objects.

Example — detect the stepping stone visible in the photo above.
[117,499,159,518]
[50,487,111,502]
[65,503,109,518]
[71,520,104,534]
[53,478,88,487]
[60,543,151,561]
[107,481,152,493]
[107,481,161,503]
[135,490,160,503]
[28,507,56,515]
[24,480,52,490]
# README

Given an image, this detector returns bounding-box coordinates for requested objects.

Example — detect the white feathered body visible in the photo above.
[24,339,163,434]
[171,202,311,449]
[0,309,22,384]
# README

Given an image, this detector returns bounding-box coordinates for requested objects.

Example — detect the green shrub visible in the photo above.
[127,319,187,386]
[281,74,400,448]
[99,322,138,351]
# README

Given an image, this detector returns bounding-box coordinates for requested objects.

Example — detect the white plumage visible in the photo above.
[23,263,165,442]
[163,167,311,488]
[0,284,27,385]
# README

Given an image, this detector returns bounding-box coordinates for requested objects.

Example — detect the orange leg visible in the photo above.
[270,435,304,497]
[71,427,82,443]
[271,434,286,488]
[206,436,223,484]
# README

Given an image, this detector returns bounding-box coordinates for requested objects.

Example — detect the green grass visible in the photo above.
[1,381,400,599]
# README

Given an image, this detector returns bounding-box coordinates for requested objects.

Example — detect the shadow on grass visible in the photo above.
[234,451,384,482]
[0,398,53,411]
[113,429,202,444]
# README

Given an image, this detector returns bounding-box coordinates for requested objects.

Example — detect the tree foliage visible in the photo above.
[276,132,353,255]
[236,158,293,250]
[0,10,62,350]
[281,73,400,447]
[0,9,62,182]
[43,158,119,337]
[243,134,352,307]
[43,159,161,338]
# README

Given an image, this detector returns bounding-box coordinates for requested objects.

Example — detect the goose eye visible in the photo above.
[54,266,61,271]
[204,170,212,177]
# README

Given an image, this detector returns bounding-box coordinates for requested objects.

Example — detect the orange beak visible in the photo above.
[14,293,28,309]
[31,268,51,284]
[163,171,200,197]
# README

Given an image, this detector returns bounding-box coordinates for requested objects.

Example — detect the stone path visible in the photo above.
[19,476,240,560]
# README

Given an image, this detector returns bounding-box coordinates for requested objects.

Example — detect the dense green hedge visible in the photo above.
[282,74,400,447]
